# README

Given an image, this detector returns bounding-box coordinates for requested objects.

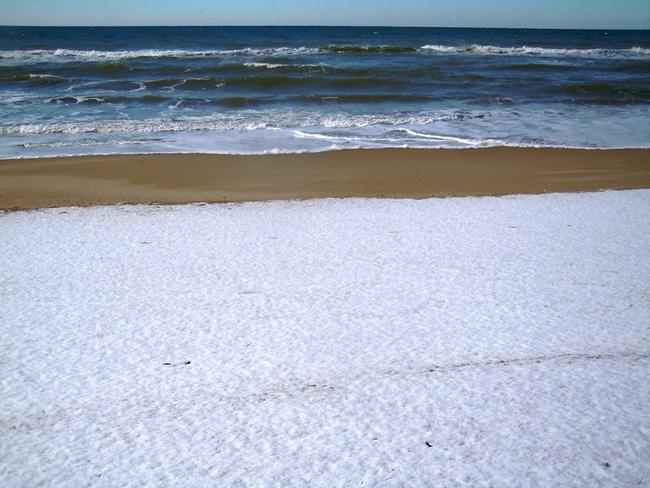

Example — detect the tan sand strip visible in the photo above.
[1,147,649,210]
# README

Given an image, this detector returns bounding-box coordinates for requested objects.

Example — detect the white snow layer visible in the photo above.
[1,190,650,487]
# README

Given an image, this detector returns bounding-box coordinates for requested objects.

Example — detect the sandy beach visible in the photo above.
[1,147,650,210]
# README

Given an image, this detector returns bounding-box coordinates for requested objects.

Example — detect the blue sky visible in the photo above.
[1,0,649,29]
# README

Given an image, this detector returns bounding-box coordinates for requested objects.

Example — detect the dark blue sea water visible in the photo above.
[1,26,649,157]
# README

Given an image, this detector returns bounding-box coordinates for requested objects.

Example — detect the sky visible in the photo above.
[1,0,649,29]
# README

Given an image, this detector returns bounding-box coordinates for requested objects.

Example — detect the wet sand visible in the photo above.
[1,147,649,210]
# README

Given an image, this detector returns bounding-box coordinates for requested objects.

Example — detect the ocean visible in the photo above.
[0,26,649,158]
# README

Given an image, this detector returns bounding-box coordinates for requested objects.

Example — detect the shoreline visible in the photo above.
[1,147,649,210]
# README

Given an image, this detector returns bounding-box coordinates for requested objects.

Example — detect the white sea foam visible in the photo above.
[630,46,650,55]
[243,62,286,69]
[2,44,648,64]
[0,112,465,135]
[0,47,322,63]
[419,44,650,58]
[1,105,649,158]
[396,128,505,146]
[293,128,505,147]
[27,73,60,79]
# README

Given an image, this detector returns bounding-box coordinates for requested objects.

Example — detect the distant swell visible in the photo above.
[143,75,409,90]
[49,95,168,105]
[547,82,650,102]
[294,94,432,103]
[493,62,574,72]
[0,73,66,85]
[44,93,435,108]
[325,45,417,54]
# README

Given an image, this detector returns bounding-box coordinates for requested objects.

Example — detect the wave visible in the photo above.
[3,45,649,63]
[395,128,505,146]
[0,46,417,63]
[613,61,650,73]
[143,78,184,89]
[78,79,144,91]
[492,62,575,72]
[420,44,650,59]
[293,94,432,103]
[40,93,435,108]
[239,62,331,74]
[48,95,168,105]
[0,47,321,63]
[243,62,285,69]
[218,63,377,76]
[143,75,411,90]
[103,75,322,91]
[222,75,304,89]
[331,78,408,88]
[20,86,649,109]
[547,82,650,101]
[554,82,624,95]
[474,97,516,105]
[47,94,278,107]
[0,111,478,135]
[325,45,417,54]
[85,62,186,75]
[0,73,67,85]
[292,128,503,147]
[211,96,267,108]
[171,96,273,108]
[0,62,413,82]
[565,98,648,106]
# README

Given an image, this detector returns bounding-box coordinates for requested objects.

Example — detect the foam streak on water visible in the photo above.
[0,26,649,158]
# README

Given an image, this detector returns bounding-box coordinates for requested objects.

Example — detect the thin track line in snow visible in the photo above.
[421,350,650,374]
[233,350,650,405]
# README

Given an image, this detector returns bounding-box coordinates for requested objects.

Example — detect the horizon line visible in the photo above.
[1,24,649,31]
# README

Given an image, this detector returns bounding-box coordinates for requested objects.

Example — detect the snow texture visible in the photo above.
[1,190,650,487]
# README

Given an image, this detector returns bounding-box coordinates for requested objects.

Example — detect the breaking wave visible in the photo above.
[2,45,649,63]
[420,44,650,59]
[0,111,479,135]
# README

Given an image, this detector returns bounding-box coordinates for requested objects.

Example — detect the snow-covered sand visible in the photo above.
[2,190,649,487]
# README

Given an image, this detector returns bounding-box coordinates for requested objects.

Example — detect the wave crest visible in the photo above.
[420,44,650,59]
[3,44,648,63]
